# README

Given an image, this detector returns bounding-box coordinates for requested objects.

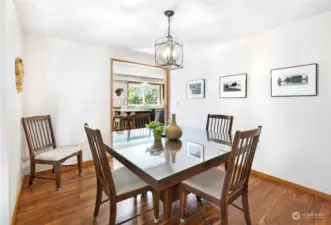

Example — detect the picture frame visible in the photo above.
[186,141,204,162]
[271,63,318,97]
[187,79,205,99]
[219,74,247,98]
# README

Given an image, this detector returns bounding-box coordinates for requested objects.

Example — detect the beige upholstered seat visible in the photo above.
[23,115,83,191]
[180,126,262,225]
[112,166,148,196]
[182,167,226,200]
[34,145,82,161]
[84,124,158,225]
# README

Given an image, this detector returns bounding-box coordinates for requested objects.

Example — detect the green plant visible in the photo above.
[146,121,164,136]
[144,92,157,104]
[128,87,142,104]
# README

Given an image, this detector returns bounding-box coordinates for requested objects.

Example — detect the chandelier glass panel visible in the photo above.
[155,10,183,70]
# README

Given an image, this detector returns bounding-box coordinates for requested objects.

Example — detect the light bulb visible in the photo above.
[172,50,176,59]
[163,47,171,63]
[163,48,170,58]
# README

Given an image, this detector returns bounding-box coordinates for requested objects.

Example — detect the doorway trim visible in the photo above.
[110,58,169,131]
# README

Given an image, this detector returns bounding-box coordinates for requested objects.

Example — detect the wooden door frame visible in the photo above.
[110,58,169,131]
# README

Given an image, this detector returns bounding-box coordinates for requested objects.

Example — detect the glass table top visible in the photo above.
[103,127,233,182]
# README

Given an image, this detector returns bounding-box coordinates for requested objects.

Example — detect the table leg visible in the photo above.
[153,191,160,223]
[163,188,173,220]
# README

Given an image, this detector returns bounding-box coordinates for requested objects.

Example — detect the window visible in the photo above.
[128,82,161,105]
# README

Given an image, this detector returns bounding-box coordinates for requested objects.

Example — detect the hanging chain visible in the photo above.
[168,15,171,38]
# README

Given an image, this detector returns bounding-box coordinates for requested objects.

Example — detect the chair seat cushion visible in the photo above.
[182,167,226,200]
[34,145,82,161]
[112,166,148,196]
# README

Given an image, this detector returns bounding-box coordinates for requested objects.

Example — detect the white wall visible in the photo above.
[1,0,24,223]
[23,34,113,170]
[171,12,331,194]
[0,0,9,223]
[22,36,159,172]
[113,47,154,65]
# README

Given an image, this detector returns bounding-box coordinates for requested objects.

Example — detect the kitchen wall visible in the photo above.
[113,80,128,106]
[171,11,331,194]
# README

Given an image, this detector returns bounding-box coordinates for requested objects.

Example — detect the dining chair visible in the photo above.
[127,128,153,141]
[22,115,82,191]
[205,114,234,175]
[180,126,262,225]
[113,116,133,131]
[84,123,159,225]
[129,113,152,129]
[206,114,234,134]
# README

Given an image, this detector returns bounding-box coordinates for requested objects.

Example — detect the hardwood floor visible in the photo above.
[15,161,331,225]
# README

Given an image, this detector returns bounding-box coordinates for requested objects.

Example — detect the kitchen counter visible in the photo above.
[114,108,152,113]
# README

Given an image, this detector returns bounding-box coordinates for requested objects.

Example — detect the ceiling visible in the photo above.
[15,0,331,51]
[114,62,164,79]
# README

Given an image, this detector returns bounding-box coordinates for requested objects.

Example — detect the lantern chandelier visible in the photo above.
[155,10,183,70]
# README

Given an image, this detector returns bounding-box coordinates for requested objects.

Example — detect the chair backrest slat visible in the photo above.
[206,114,233,134]
[129,113,152,129]
[84,124,116,197]
[222,126,262,200]
[128,128,152,141]
[22,115,56,157]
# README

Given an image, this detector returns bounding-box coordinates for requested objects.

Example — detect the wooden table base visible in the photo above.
[160,184,180,219]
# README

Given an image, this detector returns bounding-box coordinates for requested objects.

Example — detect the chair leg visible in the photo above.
[92,179,102,220]
[152,191,160,223]
[54,163,62,191]
[224,161,228,171]
[220,201,229,225]
[109,200,117,225]
[28,161,35,187]
[77,151,82,177]
[52,165,55,174]
[180,185,188,223]
[242,187,252,225]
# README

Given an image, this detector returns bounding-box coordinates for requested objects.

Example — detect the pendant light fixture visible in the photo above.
[155,10,183,70]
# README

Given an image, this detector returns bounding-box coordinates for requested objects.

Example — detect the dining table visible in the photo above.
[103,127,234,221]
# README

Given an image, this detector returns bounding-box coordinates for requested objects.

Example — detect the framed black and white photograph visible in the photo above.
[186,141,204,162]
[271,63,317,97]
[219,74,247,98]
[187,79,205,99]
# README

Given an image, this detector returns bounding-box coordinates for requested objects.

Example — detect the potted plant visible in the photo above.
[146,121,164,140]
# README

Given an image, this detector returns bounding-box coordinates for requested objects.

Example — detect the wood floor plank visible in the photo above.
[15,162,331,225]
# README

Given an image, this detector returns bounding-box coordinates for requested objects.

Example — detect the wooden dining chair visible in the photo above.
[205,114,234,177]
[113,117,132,131]
[22,115,83,191]
[127,128,153,141]
[206,114,234,134]
[129,113,152,129]
[180,126,262,225]
[84,123,159,225]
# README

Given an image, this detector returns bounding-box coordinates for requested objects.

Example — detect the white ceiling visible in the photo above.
[15,0,331,51]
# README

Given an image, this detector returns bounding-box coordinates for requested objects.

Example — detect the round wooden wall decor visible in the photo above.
[15,57,24,93]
